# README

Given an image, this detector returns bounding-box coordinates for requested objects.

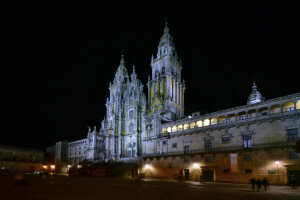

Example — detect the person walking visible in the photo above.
[256,179,261,192]
[250,178,256,191]
[262,177,269,192]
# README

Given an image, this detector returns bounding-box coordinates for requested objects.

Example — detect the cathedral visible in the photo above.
[53,24,300,185]
[69,23,186,162]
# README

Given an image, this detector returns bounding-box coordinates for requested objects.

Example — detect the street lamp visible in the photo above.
[193,163,200,169]
[276,161,279,184]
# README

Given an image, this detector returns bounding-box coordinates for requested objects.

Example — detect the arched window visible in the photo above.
[172,126,177,132]
[129,123,134,133]
[129,110,134,119]
[190,122,195,129]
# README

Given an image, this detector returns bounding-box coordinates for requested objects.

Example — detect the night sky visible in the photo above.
[2,1,300,149]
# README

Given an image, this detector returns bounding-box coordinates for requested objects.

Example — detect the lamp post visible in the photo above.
[276,161,279,184]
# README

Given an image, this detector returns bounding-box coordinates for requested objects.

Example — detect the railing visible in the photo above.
[142,141,296,158]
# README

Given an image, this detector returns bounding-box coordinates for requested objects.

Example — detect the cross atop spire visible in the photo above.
[165,16,168,26]
[120,50,125,66]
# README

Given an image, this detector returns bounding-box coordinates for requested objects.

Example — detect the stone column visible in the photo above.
[169,78,172,100]
[177,83,180,104]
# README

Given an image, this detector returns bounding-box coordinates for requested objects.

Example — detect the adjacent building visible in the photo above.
[0,144,44,173]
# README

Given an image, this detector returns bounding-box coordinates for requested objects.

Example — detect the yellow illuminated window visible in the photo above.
[162,128,166,134]
[203,119,210,126]
[167,127,171,133]
[184,124,189,130]
[172,126,177,132]
[178,125,183,131]
[196,121,202,127]
[190,122,195,129]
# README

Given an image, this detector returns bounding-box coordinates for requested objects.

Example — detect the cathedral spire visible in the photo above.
[156,23,177,58]
[131,65,137,81]
[114,54,128,84]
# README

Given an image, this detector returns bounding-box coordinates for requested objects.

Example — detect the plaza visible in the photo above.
[0,175,299,200]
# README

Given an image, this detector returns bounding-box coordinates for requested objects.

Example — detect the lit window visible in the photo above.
[287,107,295,111]
[178,125,183,131]
[183,124,189,130]
[190,122,195,129]
[162,128,166,134]
[167,127,171,133]
[239,116,247,120]
[196,121,202,127]
[223,119,229,123]
[172,126,177,132]
[243,134,252,149]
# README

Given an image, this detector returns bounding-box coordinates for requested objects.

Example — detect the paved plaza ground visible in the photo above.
[0,174,299,200]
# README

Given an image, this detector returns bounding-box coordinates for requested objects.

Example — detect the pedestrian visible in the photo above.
[256,179,261,192]
[262,177,268,192]
[291,177,297,189]
[290,176,295,189]
[250,178,256,191]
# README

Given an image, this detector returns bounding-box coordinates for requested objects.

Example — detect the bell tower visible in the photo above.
[147,23,185,121]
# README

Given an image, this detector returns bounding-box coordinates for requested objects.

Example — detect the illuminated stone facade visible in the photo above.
[62,24,300,184]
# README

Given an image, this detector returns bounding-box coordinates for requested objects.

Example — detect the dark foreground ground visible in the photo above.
[0,174,299,200]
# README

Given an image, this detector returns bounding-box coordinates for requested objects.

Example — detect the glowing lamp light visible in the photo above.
[193,163,200,169]
[275,161,279,165]
[42,165,47,169]
[67,165,71,168]
[77,165,82,168]
[50,165,55,169]
[145,164,150,170]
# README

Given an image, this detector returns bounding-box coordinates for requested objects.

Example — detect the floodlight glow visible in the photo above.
[275,161,279,165]
[193,163,200,168]
[145,164,150,169]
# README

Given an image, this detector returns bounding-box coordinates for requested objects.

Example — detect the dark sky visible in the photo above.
[2,1,300,149]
